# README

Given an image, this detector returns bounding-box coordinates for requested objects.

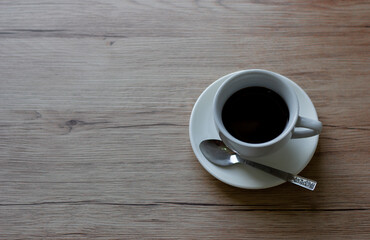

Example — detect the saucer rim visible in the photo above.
[189,71,319,189]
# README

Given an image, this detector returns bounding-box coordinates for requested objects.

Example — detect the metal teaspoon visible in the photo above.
[200,139,317,190]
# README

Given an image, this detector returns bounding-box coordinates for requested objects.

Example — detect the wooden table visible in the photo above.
[0,1,369,239]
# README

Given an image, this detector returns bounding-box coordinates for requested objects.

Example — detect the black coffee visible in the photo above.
[222,87,289,144]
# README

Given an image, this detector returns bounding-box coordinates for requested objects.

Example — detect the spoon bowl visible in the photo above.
[200,140,237,166]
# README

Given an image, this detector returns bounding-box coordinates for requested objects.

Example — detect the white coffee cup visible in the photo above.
[213,69,322,158]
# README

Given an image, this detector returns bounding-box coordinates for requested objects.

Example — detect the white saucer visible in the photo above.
[189,71,320,189]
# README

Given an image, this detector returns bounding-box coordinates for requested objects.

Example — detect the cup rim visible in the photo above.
[213,69,299,148]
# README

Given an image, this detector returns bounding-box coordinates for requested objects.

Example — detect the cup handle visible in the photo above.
[292,116,322,139]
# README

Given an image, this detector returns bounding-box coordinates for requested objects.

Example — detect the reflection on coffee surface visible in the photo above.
[222,87,289,144]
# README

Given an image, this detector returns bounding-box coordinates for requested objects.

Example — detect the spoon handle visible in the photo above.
[240,158,317,191]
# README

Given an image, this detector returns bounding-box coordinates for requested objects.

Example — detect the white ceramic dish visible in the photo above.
[189,71,320,189]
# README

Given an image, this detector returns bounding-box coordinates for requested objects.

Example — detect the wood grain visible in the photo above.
[0,0,369,239]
